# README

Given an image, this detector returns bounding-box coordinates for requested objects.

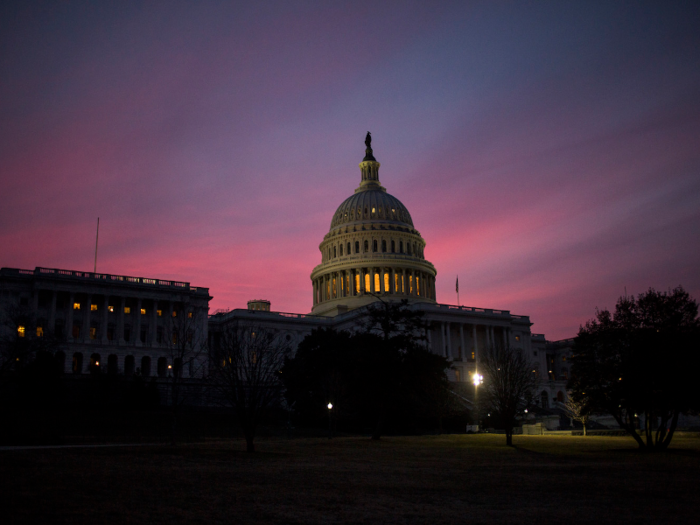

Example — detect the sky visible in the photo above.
[1,1,699,340]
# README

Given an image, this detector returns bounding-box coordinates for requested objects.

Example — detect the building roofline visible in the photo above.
[0,267,211,297]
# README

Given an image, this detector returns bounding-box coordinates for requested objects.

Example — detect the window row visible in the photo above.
[333,204,411,226]
[325,238,424,261]
[313,268,436,304]
[19,320,193,345]
[59,351,196,377]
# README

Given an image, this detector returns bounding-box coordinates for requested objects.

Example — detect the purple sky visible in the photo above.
[2,1,699,340]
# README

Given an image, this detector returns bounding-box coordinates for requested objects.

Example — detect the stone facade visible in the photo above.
[0,267,211,379]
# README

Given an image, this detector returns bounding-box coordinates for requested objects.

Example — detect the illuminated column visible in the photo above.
[117,297,125,344]
[66,293,75,341]
[151,301,158,346]
[459,323,465,361]
[390,268,395,294]
[445,322,452,359]
[472,324,478,362]
[48,291,56,335]
[101,295,109,343]
[135,298,142,347]
[82,294,91,342]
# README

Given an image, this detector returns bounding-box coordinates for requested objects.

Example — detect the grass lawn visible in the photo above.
[2,434,699,524]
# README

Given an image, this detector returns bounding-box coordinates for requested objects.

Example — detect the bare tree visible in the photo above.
[479,345,539,446]
[564,396,591,436]
[211,323,292,452]
[162,304,208,445]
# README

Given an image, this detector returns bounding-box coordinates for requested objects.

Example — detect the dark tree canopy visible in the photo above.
[570,287,700,451]
[282,302,450,439]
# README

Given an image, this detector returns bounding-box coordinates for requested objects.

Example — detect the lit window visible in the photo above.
[384,273,389,292]
[364,273,370,292]
[157,310,162,317]
[90,304,98,311]
[124,307,131,314]
[372,207,376,213]
[18,325,26,337]
[140,308,146,315]
[374,273,380,293]
[90,327,97,340]
[515,335,520,342]
[74,303,81,310]
[36,326,44,337]
[108,305,114,313]
[172,311,177,317]
[188,312,193,319]
[355,274,360,294]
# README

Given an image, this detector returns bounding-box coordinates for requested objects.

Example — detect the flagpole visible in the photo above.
[456,275,460,306]
[94,217,99,274]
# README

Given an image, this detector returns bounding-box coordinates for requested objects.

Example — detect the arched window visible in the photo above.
[407,243,411,255]
[374,273,380,292]
[347,242,351,254]
[391,240,395,253]
[540,391,549,409]
[157,357,167,378]
[364,273,371,292]
[355,241,359,253]
[108,354,118,375]
[141,356,151,377]
[90,353,101,373]
[381,240,387,252]
[50,351,64,374]
[72,352,83,374]
[333,246,337,258]
[373,240,378,252]
[364,240,369,252]
[400,241,404,253]
[124,355,135,377]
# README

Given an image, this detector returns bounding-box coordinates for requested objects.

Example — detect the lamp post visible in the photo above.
[473,373,483,431]
[327,402,333,439]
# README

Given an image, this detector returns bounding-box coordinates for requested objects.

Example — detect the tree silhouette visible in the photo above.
[479,345,538,446]
[570,287,700,451]
[211,323,292,452]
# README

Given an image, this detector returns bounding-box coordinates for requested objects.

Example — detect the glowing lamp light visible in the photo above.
[327,403,333,410]
[168,365,172,369]
[472,373,483,387]
[95,361,99,366]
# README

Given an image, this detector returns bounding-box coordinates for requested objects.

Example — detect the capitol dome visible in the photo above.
[310,134,437,316]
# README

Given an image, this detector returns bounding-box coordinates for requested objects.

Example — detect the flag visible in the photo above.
[456,276,459,293]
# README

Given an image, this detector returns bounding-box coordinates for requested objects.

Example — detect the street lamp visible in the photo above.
[472,373,483,431]
[327,402,333,439]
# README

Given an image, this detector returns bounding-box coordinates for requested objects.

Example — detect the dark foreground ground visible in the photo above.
[2,434,699,524]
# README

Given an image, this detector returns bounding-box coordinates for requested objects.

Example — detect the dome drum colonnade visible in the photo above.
[310,136,437,316]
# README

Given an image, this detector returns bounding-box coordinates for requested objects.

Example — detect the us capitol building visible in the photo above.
[0,135,571,410]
